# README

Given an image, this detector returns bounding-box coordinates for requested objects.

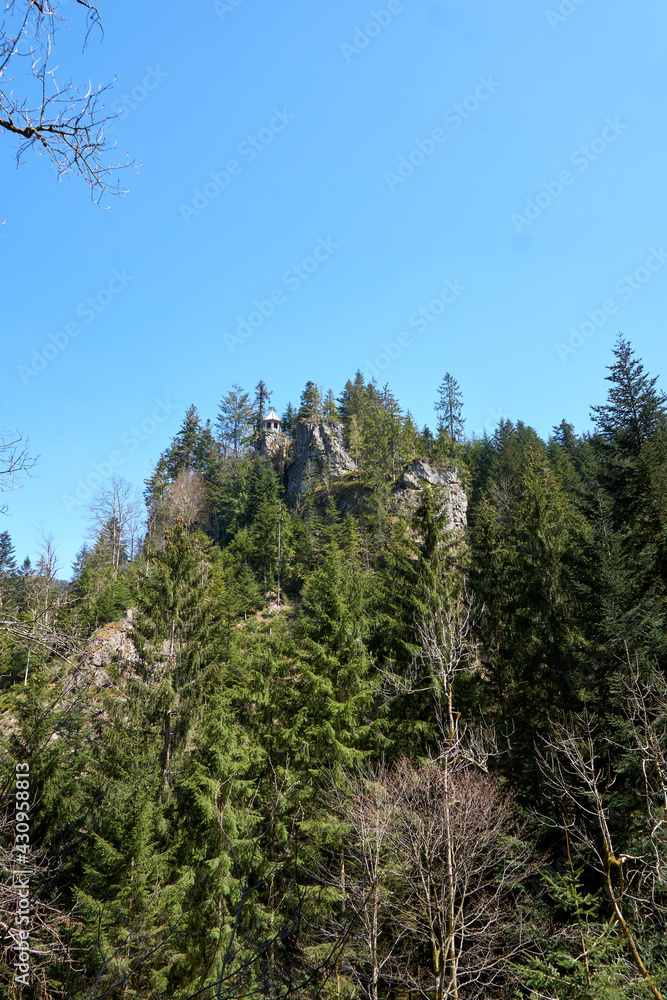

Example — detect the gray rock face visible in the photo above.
[256,429,292,469]
[64,609,138,693]
[393,459,467,533]
[285,419,356,506]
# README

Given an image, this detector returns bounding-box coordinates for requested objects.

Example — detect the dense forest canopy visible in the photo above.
[2,335,667,999]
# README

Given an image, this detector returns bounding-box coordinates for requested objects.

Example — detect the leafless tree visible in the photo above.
[7,527,83,684]
[86,475,144,577]
[619,663,667,873]
[414,589,487,757]
[535,703,667,1000]
[366,592,532,998]
[166,468,210,532]
[0,810,79,997]
[1,0,132,200]
[323,761,405,1000]
[0,429,36,514]
[387,759,534,1000]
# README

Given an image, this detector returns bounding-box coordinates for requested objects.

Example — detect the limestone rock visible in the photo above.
[285,419,356,506]
[393,459,467,532]
[65,609,138,693]
[256,429,292,467]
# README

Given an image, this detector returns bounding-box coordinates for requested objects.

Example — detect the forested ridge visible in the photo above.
[2,335,667,999]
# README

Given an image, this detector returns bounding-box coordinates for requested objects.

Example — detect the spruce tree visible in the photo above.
[296,539,377,778]
[372,483,464,756]
[297,381,323,426]
[281,401,297,439]
[252,379,273,436]
[590,336,667,664]
[322,388,340,420]
[434,372,464,464]
[0,529,17,608]
[217,383,252,457]
[591,335,667,455]
[132,521,216,795]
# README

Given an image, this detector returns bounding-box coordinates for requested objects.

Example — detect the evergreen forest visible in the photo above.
[3,335,667,1000]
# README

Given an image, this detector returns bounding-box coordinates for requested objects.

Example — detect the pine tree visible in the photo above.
[252,379,273,437]
[0,529,17,608]
[281,401,297,439]
[338,371,366,435]
[470,449,592,748]
[145,407,222,545]
[132,522,217,796]
[322,388,340,420]
[434,372,464,464]
[372,483,464,756]
[297,381,323,426]
[249,496,281,591]
[591,335,667,455]
[518,864,643,999]
[217,383,252,457]
[297,539,376,764]
[590,336,667,664]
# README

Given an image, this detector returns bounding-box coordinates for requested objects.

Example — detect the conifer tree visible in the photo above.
[281,401,297,439]
[296,539,377,777]
[252,379,273,437]
[0,529,17,608]
[591,335,667,454]
[145,406,222,545]
[322,388,340,420]
[217,383,253,457]
[298,381,323,426]
[132,522,217,795]
[372,483,464,756]
[590,336,667,664]
[434,372,464,464]
[249,496,281,590]
[470,449,592,747]
[338,371,366,433]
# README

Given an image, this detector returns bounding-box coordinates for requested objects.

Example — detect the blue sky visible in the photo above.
[2,0,667,575]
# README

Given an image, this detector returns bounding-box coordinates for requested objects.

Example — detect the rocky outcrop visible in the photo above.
[64,609,138,693]
[256,429,292,467]
[393,459,467,533]
[285,419,356,506]
[263,419,467,532]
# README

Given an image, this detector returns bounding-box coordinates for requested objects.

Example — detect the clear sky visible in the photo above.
[2,0,667,576]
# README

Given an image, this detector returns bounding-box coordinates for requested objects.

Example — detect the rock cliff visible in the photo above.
[255,428,292,468]
[257,419,467,532]
[284,420,356,506]
[393,459,467,533]
[64,609,138,693]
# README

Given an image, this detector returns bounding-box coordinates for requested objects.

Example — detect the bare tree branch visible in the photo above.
[535,708,667,1000]
[0,429,36,514]
[1,0,134,201]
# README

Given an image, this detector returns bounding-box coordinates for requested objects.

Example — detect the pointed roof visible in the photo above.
[264,409,281,423]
